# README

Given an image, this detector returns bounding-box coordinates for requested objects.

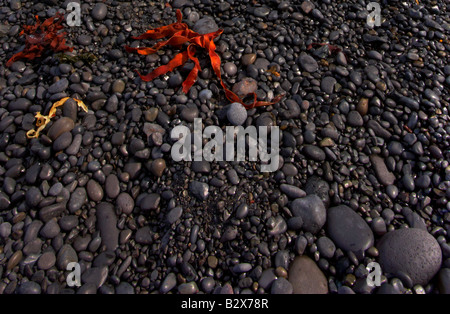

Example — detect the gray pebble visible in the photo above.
[227,103,248,126]
[92,3,108,21]
[96,202,119,251]
[290,195,326,234]
[378,228,442,286]
[327,205,374,257]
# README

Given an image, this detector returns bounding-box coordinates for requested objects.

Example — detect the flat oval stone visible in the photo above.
[303,145,326,161]
[288,256,328,294]
[48,117,75,141]
[116,193,134,215]
[378,228,442,286]
[105,174,120,199]
[321,76,337,94]
[92,3,108,21]
[38,251,56,270]
[166,207,183,224]
[290,195,326,234]
[53,131,73,151]
[82,266,108,288]
[56,244,78,270]
[96,202,119,251]
[298,53,318,73]
[68,187,87,213]
[327,205,374,255]
[87,179,104,202]
[48,78,69,94]
[193,16,218,35]
[62,98,78,122]
[17,281,41,294]
[370,155,396,186]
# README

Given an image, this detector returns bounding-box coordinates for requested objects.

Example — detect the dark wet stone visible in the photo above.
[48,78,69,94]
[298,53,318,73]
[288,256,328,294]
[56,244,78,270]
[347,111,363,127]
[437,269,450,294]
[193,16,218,35]
[160,272,177,294]
[25,187,43,208]
[116,282,134,294]
[290,195,326,234]
[399,96,419,111]
[96,202,119,251]
[62,98,78,122]
[242,54,256,66]
[166,207,183,224]
[280,184,306,199]
[8,98,31,111]
[227,103,248,126]
[281,99,301,119]
[321,76,337,94]
[116,193,134,215]
[59,215,79,232]
[191,161,211,174]
[92,3,108,21]
[327,205,374,256]
[105,174,120,199]
[271,278,293,294]
[77,283,97,294]
[135,226,154,245]
[316,236,336,259]
[150,159,166,177]
[140,193,161,211]
[87,180,104,202]
[68,187,87,213]
[254,6,270,18]
[189,181,209,201]
[40,218,60,239]
[39,202,66,222]
[0,192,10,210]
[82,267,108,288]
[304,176,330,208]
[303,145,326,161]
[378,228,442,286]
[180,105,199,122]
[38,251,56,270]
[370,155,396,186]
[53,132,72,151]
[17,281,41,294]
[48,117,75,141]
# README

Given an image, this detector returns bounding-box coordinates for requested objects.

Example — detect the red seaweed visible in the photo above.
[125,10,283,110]
[6,13,73,67]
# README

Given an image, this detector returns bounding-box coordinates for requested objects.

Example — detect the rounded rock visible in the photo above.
[327,205,374,256]
[378,228,442,286]
[227,103,248,126]
[92,3,108,21]
[290,195,326,234]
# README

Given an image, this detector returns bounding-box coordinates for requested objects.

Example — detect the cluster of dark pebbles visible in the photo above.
[0,0,449,294]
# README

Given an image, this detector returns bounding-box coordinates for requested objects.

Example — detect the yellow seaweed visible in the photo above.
[26,97,88,139]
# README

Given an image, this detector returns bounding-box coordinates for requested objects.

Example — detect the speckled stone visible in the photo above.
[378,228,442,286]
